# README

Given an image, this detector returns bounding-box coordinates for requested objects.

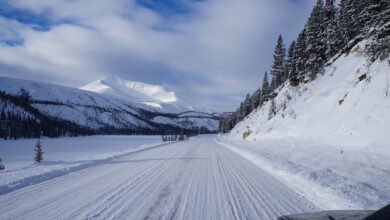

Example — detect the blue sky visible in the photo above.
[0,0,315,111]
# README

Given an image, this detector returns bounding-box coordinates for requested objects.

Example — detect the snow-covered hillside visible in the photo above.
[81,76,199,113]
[0,76,221,136]
[224,40,390,209]
[229,41,389,147]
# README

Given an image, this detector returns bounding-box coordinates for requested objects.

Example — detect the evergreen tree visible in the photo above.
[18,88,31,104]
[270,78,277,92]
[339,0,370,43]
[238,102,244,121]
[285,41,295,84]
[261,72,270,97]
[339,0,351,44]
[270,35,287,87]
[324,0,342,59]
[291,30,306,85]
[366,22,390,61]
[34,138,43,163]
[268,98,277,120]
[365,0,390,61]
[305,0,326,80]
[243,94,252,117]
[0,109,5,120]
[251,89,261,110]
[366,0,389,28]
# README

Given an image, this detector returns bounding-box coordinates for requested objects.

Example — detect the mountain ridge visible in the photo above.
[80,75,203,113]
[0,76,221,139]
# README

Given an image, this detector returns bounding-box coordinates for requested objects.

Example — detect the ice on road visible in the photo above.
[0,136,318,219]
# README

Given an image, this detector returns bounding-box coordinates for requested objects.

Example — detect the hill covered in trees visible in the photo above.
[219,0,389,134]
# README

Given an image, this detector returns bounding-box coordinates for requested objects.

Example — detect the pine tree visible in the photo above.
[34,138,43,163]
[285,41,295,84]
[365,0,390,61]
[305,0,326,80]
[261,72,270,97]
[339,0,366,43]
[270,78,277,92]
[270,35,287,87]
[291,30,306,85]
[366,0,389,28]
[0,109,5,120]
[324,0,342,59]
[338,0,349,45]
[238,102,244,121]
[243,94,252,117]
[251,89,261,110]
[366,22,390,61]
[268,98,277,120]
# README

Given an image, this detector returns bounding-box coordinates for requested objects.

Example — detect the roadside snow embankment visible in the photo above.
[217,137,390,210]
[225,43,390,210]
[0,136,165,195]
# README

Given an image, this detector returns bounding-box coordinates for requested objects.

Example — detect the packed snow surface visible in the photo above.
[217,136,390,210]
[226,42,390,210]
[0,136,318,219]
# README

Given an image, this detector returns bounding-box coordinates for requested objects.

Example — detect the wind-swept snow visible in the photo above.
[0,136,318,219]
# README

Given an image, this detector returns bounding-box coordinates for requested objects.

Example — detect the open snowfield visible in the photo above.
[0,135,319,219]
[0,135,164,169]
[0,136,164,194]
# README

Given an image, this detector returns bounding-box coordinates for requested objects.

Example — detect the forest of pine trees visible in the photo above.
[219,0,389,134]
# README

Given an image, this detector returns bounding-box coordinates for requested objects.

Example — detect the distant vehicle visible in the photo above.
[278,204,390,220]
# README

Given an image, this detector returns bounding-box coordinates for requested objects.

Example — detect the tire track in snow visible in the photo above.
[0,136,319,220]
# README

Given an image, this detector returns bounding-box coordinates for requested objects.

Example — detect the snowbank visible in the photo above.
[225,42,390,210]
[217,137,389,210]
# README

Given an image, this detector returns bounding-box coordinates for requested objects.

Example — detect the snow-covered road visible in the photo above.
[0,136,318,219]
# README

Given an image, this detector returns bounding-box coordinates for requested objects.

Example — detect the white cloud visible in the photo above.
[0,0,314,111]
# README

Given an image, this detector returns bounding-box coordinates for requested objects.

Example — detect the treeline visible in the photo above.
[0,90,95,139]
[0,90,203,140]
[220,0,389,133]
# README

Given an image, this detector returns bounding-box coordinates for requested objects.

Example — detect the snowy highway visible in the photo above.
[0,136,318,219]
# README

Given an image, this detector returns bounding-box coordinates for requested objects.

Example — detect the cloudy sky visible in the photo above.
[0,0,315,111]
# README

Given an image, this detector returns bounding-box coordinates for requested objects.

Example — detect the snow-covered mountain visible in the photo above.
[80,76,199,113]
[0,76,221,138]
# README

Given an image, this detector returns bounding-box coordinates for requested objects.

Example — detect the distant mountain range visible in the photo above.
[0,76,222,139]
